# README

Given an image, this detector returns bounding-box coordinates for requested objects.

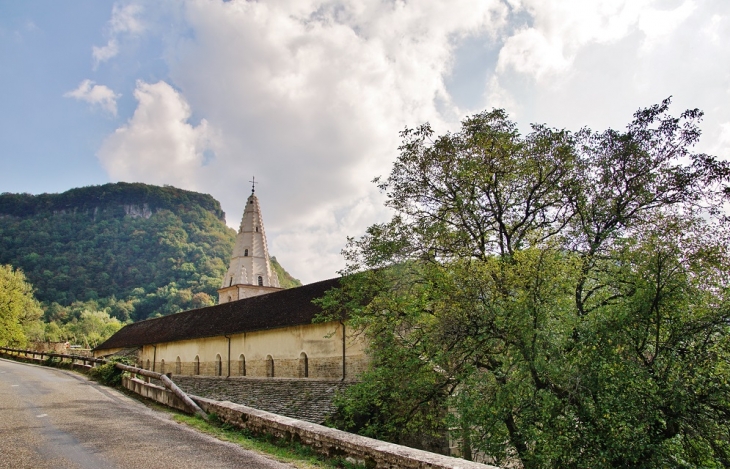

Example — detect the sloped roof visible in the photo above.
[95,277,340,351]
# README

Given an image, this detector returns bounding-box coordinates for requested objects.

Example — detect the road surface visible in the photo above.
[0,358,295,469]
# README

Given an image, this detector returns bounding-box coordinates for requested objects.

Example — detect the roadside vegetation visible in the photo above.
[173,413,366,469]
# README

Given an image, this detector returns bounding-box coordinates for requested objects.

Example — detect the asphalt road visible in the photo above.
[0,358,296,469]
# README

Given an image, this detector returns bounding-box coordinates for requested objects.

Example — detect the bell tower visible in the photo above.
[218,179,282,304]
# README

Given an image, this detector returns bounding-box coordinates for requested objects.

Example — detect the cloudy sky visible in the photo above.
[1,0,729,283]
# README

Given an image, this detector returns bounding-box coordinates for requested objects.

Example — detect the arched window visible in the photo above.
[215,354,222,377]
[299,352,309,378]
[175,356,181,375]
[227,295,232,302]
[146,359,150,370]
[255,226,259,232]
[194,356,200,375]
[266,355,274,378]
[239,354,246,376]
[244,249,248,257]
[160,359,165,374]
[258,276,263,286]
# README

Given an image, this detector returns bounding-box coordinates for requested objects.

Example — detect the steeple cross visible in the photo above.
[249,176,258,193]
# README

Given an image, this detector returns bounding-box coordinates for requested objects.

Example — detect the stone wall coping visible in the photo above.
[130,376,165,390]
[191,396,499,469]
[173,375,358,383]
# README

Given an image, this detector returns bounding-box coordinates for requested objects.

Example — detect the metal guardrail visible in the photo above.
[0,346,207,420]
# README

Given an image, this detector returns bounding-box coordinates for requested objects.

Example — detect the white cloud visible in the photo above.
[102,0,508,282]
[97,0,730,283]
[494,0,695,80]
[497,0,649,80]
[703,14,725,43]
[638,0,696,52]
[93,3,144,66]
[713,122,730,159]
[98,80,219,190]
[92,39,119,64]
[64,79,120,116]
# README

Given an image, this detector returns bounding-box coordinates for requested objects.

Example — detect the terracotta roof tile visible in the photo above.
[95,277,340,351]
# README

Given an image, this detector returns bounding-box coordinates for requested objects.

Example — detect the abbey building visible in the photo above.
[93,187,368,380]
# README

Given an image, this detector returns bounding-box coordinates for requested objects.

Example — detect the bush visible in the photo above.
[89,356,135,386]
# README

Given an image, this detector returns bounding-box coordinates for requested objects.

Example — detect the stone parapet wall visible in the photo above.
[194,397,498,469]
[172,375,353,424]
[122,376,190,413]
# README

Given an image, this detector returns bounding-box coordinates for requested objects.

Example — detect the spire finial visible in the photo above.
[249,176,258,194]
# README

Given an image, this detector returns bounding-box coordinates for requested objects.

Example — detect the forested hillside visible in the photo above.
[0,183,300,346]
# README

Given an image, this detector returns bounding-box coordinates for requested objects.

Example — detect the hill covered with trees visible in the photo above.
[0,182,300,346]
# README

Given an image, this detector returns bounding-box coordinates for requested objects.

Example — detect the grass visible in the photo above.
[171,412,366,469]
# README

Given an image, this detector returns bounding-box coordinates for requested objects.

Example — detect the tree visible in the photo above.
[0,264,43,347]
[63,310,123,349]
[320,100,730,468]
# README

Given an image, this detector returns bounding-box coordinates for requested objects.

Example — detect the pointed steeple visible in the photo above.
[218,185,281,304]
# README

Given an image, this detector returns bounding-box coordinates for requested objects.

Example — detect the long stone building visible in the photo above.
[93,188,368,380]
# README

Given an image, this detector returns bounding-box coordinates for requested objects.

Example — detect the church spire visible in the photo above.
[218,185,281,304]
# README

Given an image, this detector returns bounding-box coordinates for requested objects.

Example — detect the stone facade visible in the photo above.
[133,321,369,380]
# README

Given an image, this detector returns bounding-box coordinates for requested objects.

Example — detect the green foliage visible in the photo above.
[62,310,124,349]
[322,101,730,468]
[0,182,301,345]
[0,183,236,320]
[89,356,135,386]
[271,256,303,289]
[0,264,43,347]
[0,181,226,219]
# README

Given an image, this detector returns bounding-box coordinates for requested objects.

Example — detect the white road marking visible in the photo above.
[36,414,48,418]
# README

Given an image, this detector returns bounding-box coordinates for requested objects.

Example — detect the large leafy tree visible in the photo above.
[0,264,43,347]
[320,100,730,468]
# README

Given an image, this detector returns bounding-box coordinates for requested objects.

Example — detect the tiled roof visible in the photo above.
[94,277,340,351]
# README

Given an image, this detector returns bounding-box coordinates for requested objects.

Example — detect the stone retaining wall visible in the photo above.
[194,397,499,469]
[122,376,190,413]
[120,375,498,469]
[172,375,352,424]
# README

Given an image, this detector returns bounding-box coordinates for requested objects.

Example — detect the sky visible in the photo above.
[1,0,729,284]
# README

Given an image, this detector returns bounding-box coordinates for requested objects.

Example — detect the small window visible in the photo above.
[299,352,308,378]
[175,356,181,375]
[266,355,274,378]
[255,226,259,232]
[239,354,246,376]
[229,277,233,286]
[215,354,222,377]
[146,359,150,370]
[194,356,200,375]
[244,249,248,257]
[258,276,263,286]
[160,359,165,374]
